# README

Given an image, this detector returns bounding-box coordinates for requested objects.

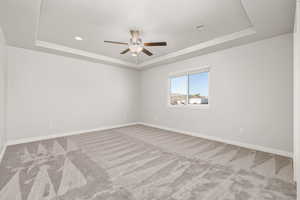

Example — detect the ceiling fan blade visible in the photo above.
[144,42,167,46]
[142,48,153,56]
[104,41,128,45]
[120,48,130,54]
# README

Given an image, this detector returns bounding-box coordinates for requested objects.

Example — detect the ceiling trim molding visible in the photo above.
[34,0,137,68]
[33,0,256,69]
[138,28,256,67]
[35,40,138,68]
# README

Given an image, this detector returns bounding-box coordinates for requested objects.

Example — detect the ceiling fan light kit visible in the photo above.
[104,30,167,57]
[128,38,144,55]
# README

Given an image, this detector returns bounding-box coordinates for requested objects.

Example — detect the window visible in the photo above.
[170,75,187,105]
[169,68,209,107]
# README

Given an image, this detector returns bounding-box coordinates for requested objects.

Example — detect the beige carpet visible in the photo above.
[0,125,296,200]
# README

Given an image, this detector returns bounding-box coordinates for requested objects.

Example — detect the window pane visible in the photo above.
[188,72,209,104]
[170,75,187,105]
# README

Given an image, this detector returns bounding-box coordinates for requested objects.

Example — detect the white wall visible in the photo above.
[294,0,300,193]
[141,33,293,154]
[0,27,6,151]
[6,46,140,141]
[4,33,294,157]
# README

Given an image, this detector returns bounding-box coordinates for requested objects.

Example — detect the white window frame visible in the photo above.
[167,66,210,109]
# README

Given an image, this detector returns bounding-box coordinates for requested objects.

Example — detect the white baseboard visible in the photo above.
[138,122,293,158]
[6,122,139,146]
[3,121,293,159]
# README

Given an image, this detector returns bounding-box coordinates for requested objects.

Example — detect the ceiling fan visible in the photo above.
[104,30,167,57]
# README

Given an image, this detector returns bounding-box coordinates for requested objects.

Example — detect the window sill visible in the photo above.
[167,104,210,110]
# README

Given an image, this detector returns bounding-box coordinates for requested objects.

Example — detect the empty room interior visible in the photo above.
[0,0,300,199]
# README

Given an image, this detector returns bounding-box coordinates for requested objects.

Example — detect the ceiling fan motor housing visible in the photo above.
[129,38,144,54]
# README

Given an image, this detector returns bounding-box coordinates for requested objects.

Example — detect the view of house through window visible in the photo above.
[169,69,209,106]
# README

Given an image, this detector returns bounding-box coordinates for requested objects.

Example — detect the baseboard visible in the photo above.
[0,143,8,164]
[4,121,293,158]
[138,122,293,158]
[6,122,139,146]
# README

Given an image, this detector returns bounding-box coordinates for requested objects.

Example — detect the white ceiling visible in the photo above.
[0,0,296,69]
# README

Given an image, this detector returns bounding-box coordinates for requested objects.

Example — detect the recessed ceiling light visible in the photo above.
[74,36,83,41]
[196,25,205,31]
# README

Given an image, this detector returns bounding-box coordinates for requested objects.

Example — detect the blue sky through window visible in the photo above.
[189,72,209,96]
[170,72,208,96]
[170,76,187,95]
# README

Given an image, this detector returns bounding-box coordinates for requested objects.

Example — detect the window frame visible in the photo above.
[167,66,210,109]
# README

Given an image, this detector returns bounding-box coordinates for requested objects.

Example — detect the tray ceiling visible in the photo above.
[0,0,296,69]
